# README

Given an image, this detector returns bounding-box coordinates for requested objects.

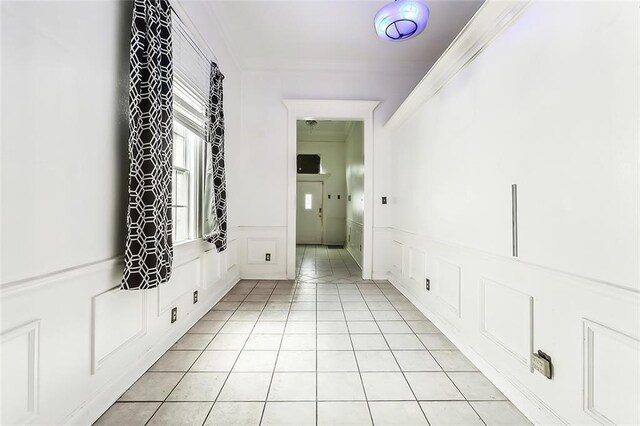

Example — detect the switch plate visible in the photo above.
[265,253,271,262]
[425,278,430,291]
[382,196,387,205]
[171,307,178,323]
[193,290,198,304]
[532,350,552,379]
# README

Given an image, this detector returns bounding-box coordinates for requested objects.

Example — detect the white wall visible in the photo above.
[297,141,347,245]
[382,1,640,424]
[0,1,242,424]
[234,70,423,278]
[345,122,365,266]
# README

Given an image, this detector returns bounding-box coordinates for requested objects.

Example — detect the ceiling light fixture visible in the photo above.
[374,0,430,42]
[305,119,318,134]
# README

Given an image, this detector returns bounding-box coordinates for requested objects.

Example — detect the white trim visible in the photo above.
[91,287,148,374]
[1,320,40,424]
[283,100,379,280]
[582,319,640,425]
[66,270,240,425]
[390,276,567,426]
[385,0,532,129]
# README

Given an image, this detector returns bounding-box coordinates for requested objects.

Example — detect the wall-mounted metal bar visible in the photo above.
[511,184,518,257]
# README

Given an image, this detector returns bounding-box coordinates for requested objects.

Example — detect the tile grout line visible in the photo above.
[258,278,296,425]
[377,280,490,426]
[341,280,376,426]
[371,280,433,426]
[201,280,273,425]
[141,280,256,426]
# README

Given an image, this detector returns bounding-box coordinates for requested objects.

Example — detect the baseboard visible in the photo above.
[240,274,287,281]
[388,275,567,426]
[65,270,241,425]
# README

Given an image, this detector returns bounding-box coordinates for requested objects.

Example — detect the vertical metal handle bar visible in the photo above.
[512,184,518,257]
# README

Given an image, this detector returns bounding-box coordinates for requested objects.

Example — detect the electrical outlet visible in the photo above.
[382,196,387,205]
[171,307,178,324]
[348,195,352,201]
[265,253,271,262]
[337,195,341,199]
[193,290,198,304]
[425,278,430,291]
[532,350,552,379]
[328,194,331,199]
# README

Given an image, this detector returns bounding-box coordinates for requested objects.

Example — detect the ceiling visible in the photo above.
[205,1,484,74]
[297,120,355,143]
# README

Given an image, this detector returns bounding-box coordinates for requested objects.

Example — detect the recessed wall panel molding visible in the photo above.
[480,278,533,367]
[92,287,147,373]
[203,248,221,286]
[1,320,40,425]
[391,240,403,278]
[226,239,238,271]
[157,258,201,315]
[583,319,640,425]
[408,247,426,293]
[247,238,278,264]
[435,258,462,318]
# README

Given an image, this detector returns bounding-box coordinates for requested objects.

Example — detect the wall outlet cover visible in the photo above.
[425,278,431,291]
[171,307,178,324]
[382,196,387,204]
[193,290,198,304]
[265,253,271,262]
[532,350,552,379]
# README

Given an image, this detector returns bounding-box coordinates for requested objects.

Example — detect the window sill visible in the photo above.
[173,238,206,267]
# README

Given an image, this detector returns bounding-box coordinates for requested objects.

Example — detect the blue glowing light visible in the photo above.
[374,0,430,42]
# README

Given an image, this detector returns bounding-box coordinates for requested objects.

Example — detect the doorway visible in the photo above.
[296,181,323,244]
[284,100,379,280]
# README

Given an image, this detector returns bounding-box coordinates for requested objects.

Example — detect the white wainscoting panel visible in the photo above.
[235,227,287,279]
[157,258,201,316]
[247,238,278,264]
[203,248,222,286]
[435,258,461,318]
[383,228,640,425]
[408,247,426,293]
[1,321,40,425]
[1,320,40,425]
[391,240,403,278]
[480,278,533,367]
[92,287,147,372]
[583,319,640,425]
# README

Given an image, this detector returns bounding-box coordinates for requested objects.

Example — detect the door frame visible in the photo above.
[296,180,324,245]
[283,99,380,280]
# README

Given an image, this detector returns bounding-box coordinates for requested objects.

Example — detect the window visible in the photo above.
[170,10,214,246]
[171,121,204,244]
[305,193,313,210]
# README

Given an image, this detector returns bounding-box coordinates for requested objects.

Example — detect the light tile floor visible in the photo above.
[96,245,532,425]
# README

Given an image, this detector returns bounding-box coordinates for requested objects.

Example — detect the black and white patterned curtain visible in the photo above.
[122,0,174,290]
[203,62,227,252]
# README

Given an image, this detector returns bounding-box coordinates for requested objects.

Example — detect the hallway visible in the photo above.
[96,246,530,425]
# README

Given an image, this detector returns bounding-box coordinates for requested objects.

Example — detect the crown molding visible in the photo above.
[385,0,532,129]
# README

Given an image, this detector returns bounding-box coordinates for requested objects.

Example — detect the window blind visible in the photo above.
[172,10,209,139]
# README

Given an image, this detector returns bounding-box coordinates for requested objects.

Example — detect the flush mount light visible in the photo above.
[374,0,430,42]
[305,119,318,134]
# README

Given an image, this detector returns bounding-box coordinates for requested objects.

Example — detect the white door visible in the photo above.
[296,182,323,244]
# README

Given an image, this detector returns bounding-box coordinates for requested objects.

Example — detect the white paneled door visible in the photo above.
[296,181,323,244]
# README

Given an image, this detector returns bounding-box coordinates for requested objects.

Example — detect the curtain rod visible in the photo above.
[169,3,220,68]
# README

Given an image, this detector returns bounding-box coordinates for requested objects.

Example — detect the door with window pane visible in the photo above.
[296,181,323,244]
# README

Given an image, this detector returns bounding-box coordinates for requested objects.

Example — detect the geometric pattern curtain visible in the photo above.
[122,0,174,290]
[203,62,227,252]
